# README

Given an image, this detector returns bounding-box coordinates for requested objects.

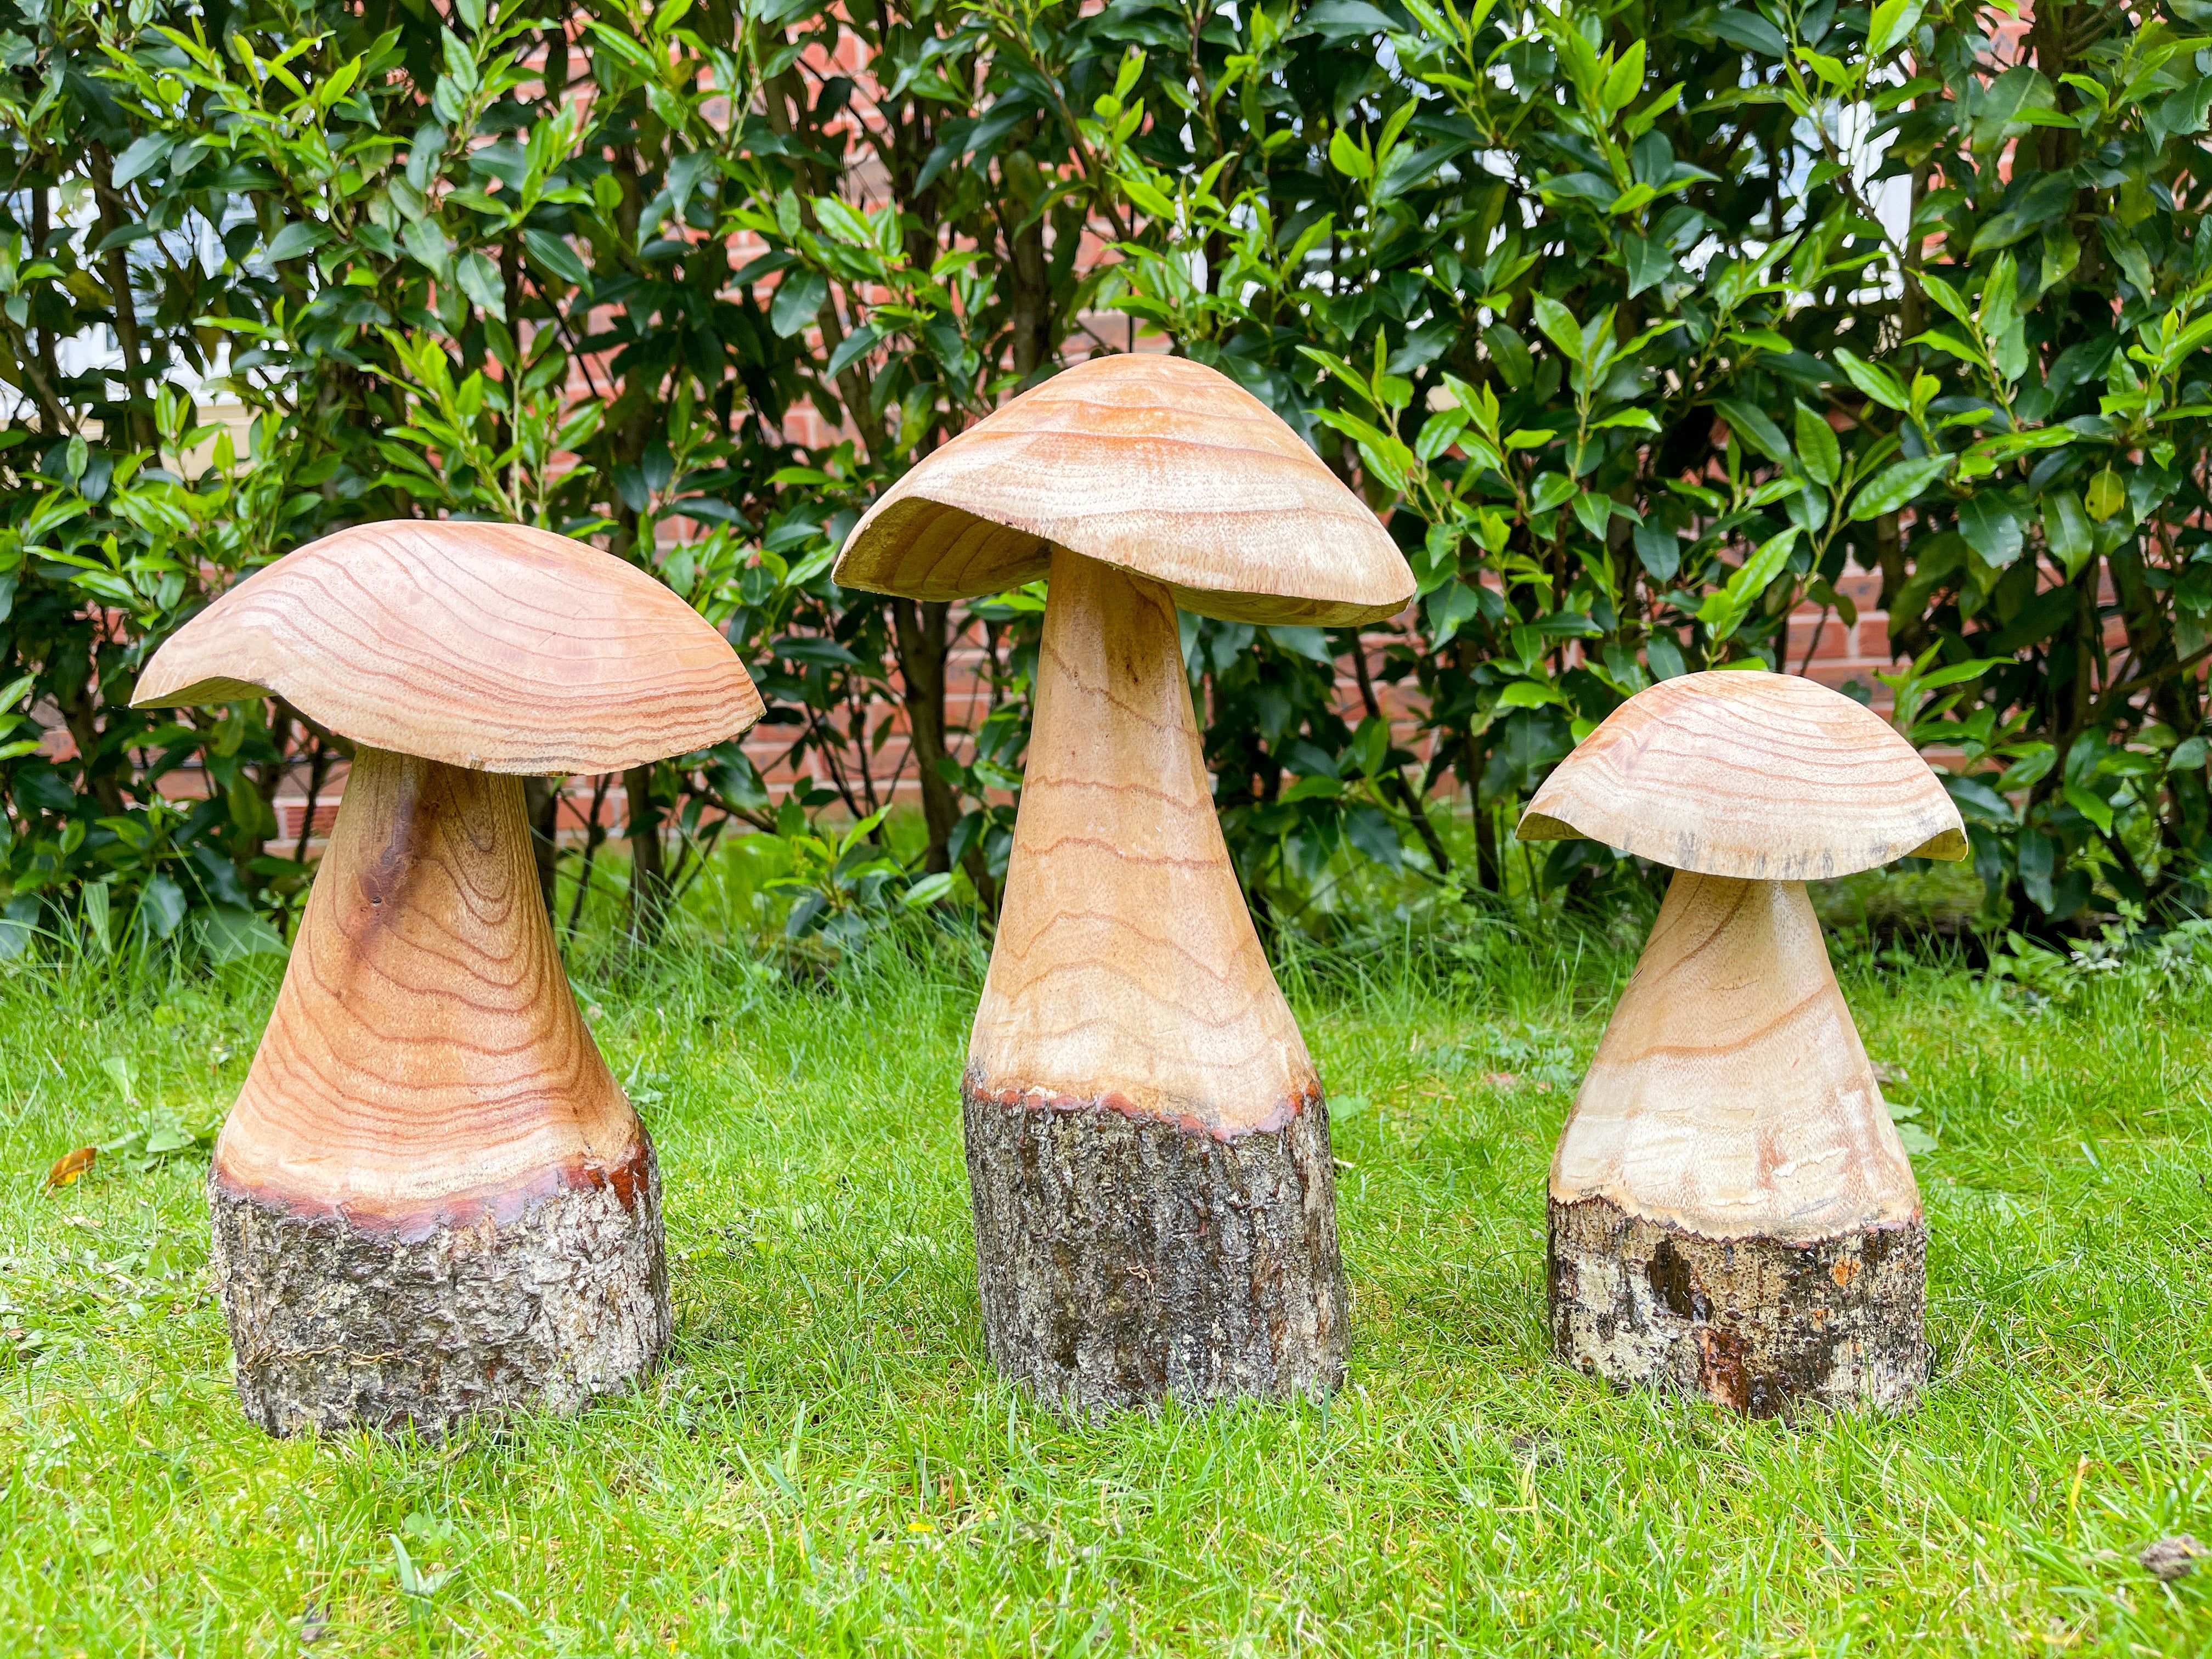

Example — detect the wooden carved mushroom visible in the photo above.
[837,354,1413,1410]
[1517,669,1966,1414]
[133,521,762,1436]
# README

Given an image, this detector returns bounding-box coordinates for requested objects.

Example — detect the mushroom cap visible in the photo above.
[132,520,763,774]
[1516,670,1967,879]
[833,354,1415,626]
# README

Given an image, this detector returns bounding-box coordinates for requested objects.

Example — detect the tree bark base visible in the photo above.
[208,1139,671,1438]
[962,1084,1347,1413]
[1548,1194,1927,1416]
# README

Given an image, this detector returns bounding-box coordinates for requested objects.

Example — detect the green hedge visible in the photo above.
[3,0,2209,955]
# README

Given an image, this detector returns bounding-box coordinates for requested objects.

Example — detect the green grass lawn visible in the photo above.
[1,918,2208,1655]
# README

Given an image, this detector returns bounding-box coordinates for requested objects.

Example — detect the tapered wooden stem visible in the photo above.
[210,747,668,1436]
[1548,871,1927,1414]
[963,548,1345,1411]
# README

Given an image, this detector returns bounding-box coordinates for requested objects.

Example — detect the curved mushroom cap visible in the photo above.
[1516,670,1967,879]
[133,521,763,774]
[834,354,1414,626]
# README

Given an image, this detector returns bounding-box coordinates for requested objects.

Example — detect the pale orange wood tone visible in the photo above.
[836,354,1414,627]
[967,547,1319,1137]
[133,520,763,774]
[1551,870,1921,1244]
[213,747,639,1235]
[1518,670,1966,879]
[850,363,1373,1404]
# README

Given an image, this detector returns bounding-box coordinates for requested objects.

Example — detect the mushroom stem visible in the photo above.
[1548,870,1927,1414]
[962,547,1346,1410]
[209,747,669,1436]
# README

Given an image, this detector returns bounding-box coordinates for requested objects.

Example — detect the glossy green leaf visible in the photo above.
[1850,456,1953,520]
[771,269,830,338]
[1792,402,1840,486]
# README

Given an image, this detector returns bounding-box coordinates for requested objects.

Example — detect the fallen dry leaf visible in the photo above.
[1509,1431,1562,1466]
[2140,1534,2204,1581]
[44,1147,95,1190]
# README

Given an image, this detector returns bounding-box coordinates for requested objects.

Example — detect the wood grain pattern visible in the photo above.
[835,354,1414,626]
[1551,870,1922,1243]
[215,746,641,1235]
[967,547,1319,1136]
[133,520,762,774]
[1517,670,1966,880]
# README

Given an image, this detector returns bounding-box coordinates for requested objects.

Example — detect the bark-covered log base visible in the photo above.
[963,1084,1347,1413]
[208,1139,670,1438]
[1548,1195,1927,1416]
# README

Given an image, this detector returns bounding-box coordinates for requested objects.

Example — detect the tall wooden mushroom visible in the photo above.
[837,354,1414,1410]
[133,520,762,1436]
[1518,669,1966,1414]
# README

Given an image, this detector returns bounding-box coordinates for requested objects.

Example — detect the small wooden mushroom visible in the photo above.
[1518,669,1966,1414]
[133,521,762,1436]
[838,354,1413,1410]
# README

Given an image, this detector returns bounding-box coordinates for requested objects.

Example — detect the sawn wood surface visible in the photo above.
[834,353,1414,625]
[1551,870,1923,1242]
[211,747,642,1235]
[133,519,763,774]
[1517,669,1966,880]
[966,547,1320,1137]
